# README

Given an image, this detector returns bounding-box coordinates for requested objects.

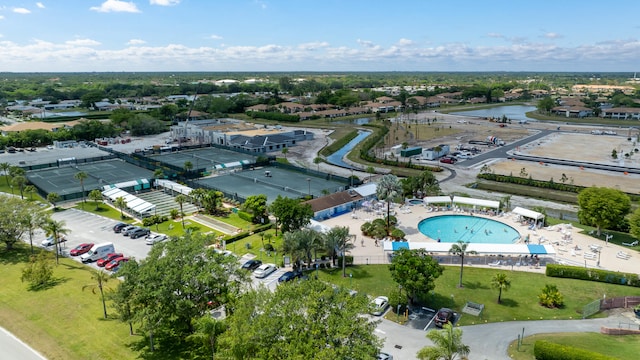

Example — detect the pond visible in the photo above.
[450,105,537,122]
[332,117,371,125]
[326,130,371,169]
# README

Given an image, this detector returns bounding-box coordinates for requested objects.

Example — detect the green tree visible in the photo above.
[389,248,444,304]
[628,207,640,240]
[24,185,37,201]
[281,147,288,159]
[184,161,193,173]
[269,196,313,235]
[47,192,61,209]
[490,273,511,304]
[21,208,47,254]
[313,156,323,172]
[74,171,88,204]
[175,194,189,228]
[11,175,27,199]
[401,170,440,198]
[153,168,165,188]
[0,196,41,251]
[187,316,227,360]
[217,280,381,359]
[21,252,55,290]
[0,162,11,186]
[282,228,323,267]
[577,187,631,236]
[376,174,402,231]
[537,96,555,114]
[114,196,127,219]
[201,190,224,215]
[449,240,477,288]
[241,194,268,224]
[189,188,207,211]
[417,323,470,360]
[323,226,353,276]
[82,269,111,319]
[88,189,103,210]
[42,218,70,265]
[366,165,376,182]
[538,284,564,308]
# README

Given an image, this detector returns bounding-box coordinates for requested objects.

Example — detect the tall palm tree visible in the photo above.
[88,189,103,210]
[189,188,207,211]
[313,157,322,172]
[175,194,188,228]
[12,175,27,199]
[74,171,88,204]
[184,161,193,173]
[376,174,402,230]
[23,210,47,254]
[449,240,477,288]
[491,272,511,304]
[187,315,226,360]
[47,192,60,209]
[24,185,37,201]
[153,168,164,189]
[42,219,70,265]
[114,196,127,219]
[417,322,470,360]
[82,269,111,319]
[281,147,288,159]
[0,162,11,186]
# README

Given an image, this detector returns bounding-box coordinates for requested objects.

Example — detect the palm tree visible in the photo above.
[449,240,477,288]
[325,226,354,277]
[42,219,70,265]
[88,189,103,210]
[11,175,26,199]
[184,161,193,173]
[23,210,47,254]
[114,196,127,219]
[47,192,60,209]
[313,156,322,172]
[281,147,288,159]
[82,269,111,319]
[153,168,164,189]
[282,231,306,269]
[189,188,207,211]
[74,171,88,204]
[376,174,402,231]
[0,162,10,186]
[417,322,470,360]
[187,315,226,360]
[175,194,188,228]
[491,273,511,304]
[24,185,36,201]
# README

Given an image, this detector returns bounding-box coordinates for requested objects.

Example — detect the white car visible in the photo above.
[145,233,168,245]
[253,263,277,278]
[371,296,389,316]
[41,235,66,247]
[378,352,393,360]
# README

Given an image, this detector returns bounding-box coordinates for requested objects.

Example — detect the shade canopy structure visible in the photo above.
[156,179,193,196]
[423,196,453,205]
[512,206,545,221]
[452,196,500,209]
[102,187,155,217]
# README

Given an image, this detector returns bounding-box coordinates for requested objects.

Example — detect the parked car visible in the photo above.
[97,253,124,267]
[129,227,150,239]
[70,243,94,256]
[105,256,129,271]
[145,233,168,245]
[41,235,66,247]
[456,152,472,159]
[120,225,136,235]
[113,222,128,233]
[278,270,302,283]
[439,157,456,164]
[378,352,394,360]
[241,259,262,271]
[253,263,277,278]
[371,296,390,316]
[434,308,455,328]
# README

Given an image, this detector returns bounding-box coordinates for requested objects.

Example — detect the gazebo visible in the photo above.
[512,206,545,226]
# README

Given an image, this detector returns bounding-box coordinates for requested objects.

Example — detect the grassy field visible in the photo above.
[0,244,137,360]
[318,264,640,326]
[507,332,640,359]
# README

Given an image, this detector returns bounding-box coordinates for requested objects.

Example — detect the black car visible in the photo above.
[434,308,455,328]
[129,228,150,239]
[113,222,128,233]
[241,259,262,271]
[278,270,303,283]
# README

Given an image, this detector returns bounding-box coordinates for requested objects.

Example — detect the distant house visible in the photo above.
[600,107,640,120]
[305,189,363,220]
[551,106,593,118]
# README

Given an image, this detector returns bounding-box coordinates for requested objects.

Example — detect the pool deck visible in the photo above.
[319,203,639,275]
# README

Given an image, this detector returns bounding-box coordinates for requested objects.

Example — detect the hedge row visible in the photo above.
[320,129,359,157]
[247,111,300,122]
[477,173,583,193]
[223,223,273,244]
[546,264,640,287]
[533,340,616,360]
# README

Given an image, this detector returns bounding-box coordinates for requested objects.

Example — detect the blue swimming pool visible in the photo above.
[418,215,521,244]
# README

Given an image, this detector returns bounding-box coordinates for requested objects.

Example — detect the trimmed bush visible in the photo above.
[337,255,354,267]
[533,340,616,360]
[223,223,273,244]
[546,264,640,288]
[237,210,253,223]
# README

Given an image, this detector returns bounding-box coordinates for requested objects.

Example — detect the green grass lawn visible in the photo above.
[318,264,640,326]
[508,332,640,360]
[0,244,137,360]
[213,212,253,230]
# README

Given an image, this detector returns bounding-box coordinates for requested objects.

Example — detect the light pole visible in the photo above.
[349,272,353,287]
[597,249,601,267]
[306,178,311,197]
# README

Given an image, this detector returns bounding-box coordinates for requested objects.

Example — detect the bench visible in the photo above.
[462,301,484,316]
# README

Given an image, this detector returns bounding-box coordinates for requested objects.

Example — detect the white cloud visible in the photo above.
[13,7,31,14]
[487,32,504,38]
[65,38,101,46]
[297,42,329,51]
[543,32,562,39]
[90,0,140,13]
[127,39,146,45]
[0,15,4,20]
[36,2,45,9]
[209,34,223,40]
[150,0,181,6]
[398,38,413,46]
[357,39,375,48]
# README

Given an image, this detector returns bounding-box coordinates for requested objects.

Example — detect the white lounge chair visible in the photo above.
[584,252,596,260]
[616,252,631,260]
[488,260,501,267]
[622,240,638,247]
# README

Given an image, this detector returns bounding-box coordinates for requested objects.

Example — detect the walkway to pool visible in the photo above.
[318,203,640,275]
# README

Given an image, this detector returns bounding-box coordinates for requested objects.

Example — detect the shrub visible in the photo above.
[387,287,408,313]
[546,264,640,287]
[237,210,253,223]
[538,284,564,308]
[337,255,354,267]
[264,243,274,252]
[21,252,54,290]
[169,208,179,219]
[533,340,616,360]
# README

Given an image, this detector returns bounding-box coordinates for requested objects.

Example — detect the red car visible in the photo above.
[105,256,129,271]
[97,253,124,267]
[439,157,456,164]
[70,243,94,256]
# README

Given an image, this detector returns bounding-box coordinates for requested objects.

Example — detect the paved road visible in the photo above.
[462,129,553,167]
[0,326,46,360]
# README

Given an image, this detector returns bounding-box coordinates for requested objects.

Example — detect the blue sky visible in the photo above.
[1,0,639,72]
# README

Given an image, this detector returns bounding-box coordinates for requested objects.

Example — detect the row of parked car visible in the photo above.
[113,222,151,239]
[64,241,129,272]
[241,259,306,283]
